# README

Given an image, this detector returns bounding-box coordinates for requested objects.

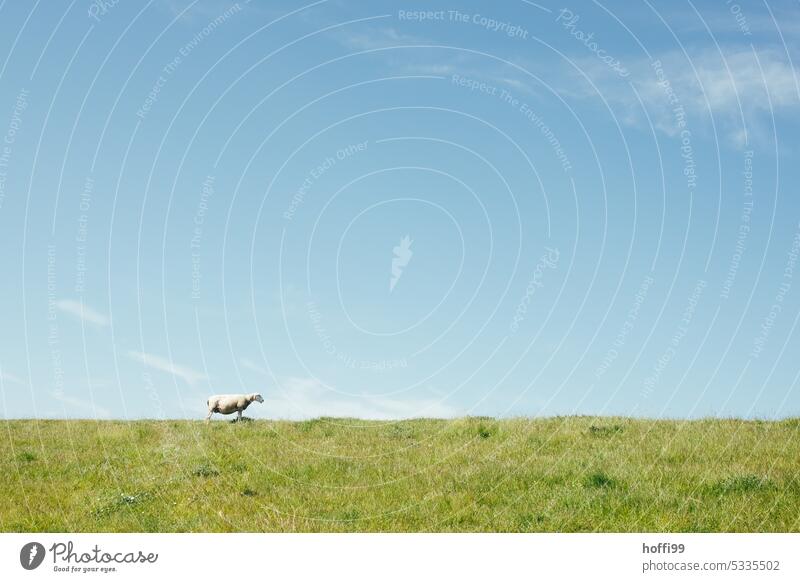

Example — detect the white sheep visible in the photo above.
[205,393,264,423]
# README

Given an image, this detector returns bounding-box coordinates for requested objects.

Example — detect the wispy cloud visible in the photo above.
[380,52,541,97]
[240,357,269,376]
[662,49,796,113]
[127,350,206,385]
[55,299,110,327]
[257,376,460,420]
[400,63,457,76]
[157,0,261,23]
[51,391,111,417]
[0,370,23,385]
[336,26,426,50]
[329,24,543,98]
[666,6,800,38]
[567,47,800,146]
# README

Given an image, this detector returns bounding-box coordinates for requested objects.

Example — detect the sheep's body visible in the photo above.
[206,393,263,422]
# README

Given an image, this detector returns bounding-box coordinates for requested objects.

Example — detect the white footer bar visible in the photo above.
[1,534,797,581]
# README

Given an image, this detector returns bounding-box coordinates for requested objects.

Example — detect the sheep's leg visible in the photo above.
[205,409,213,423]
[237,409,242,422]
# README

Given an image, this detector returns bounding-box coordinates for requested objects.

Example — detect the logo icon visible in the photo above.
[390,235,413,292]
[20,542,46,570]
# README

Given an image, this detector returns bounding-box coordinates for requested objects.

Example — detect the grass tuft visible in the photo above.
[390,424,416,440]
[477,422,497,439]
[585,471,616,489]
[588,424,623,436]
[712,474,771,494]
[94,492,151,517]
[17,450,36,462]
[518,513,546,529]
[192,463,220,477]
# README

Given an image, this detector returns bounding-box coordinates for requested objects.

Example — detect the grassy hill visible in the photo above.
[2,417,798,532]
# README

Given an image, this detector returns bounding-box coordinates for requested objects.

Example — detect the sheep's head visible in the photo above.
[251,393,264,404]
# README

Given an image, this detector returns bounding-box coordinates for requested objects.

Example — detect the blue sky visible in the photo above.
[1,0,799,419]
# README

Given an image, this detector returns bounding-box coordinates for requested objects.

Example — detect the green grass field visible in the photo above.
[2,417,798,532]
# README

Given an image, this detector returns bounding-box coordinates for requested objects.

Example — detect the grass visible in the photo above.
[1,416,798,532]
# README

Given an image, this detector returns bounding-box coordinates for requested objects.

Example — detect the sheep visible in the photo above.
[205,393,264,423]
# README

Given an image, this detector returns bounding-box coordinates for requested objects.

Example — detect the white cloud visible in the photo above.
[256,376,460,420]
[55,299,109,327]
[127,350,206,385]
